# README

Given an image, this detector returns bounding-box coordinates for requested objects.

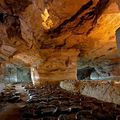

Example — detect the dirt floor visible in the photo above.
[0,83,120,120]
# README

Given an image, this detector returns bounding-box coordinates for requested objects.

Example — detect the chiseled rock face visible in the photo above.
[60,80,80,92]
[77,3,120,79]
[0,0,120,83]
[33,49,79,85]
[60,80,120,105]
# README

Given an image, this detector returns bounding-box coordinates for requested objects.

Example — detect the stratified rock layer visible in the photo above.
[0,0,120,84]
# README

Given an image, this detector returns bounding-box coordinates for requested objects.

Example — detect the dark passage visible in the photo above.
[4,64,32,83]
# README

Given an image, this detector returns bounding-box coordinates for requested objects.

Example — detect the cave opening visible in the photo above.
[4,64,32,84]
[0,13,5,23]
[77,67,95,80]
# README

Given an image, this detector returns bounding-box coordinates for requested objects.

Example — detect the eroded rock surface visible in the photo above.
[60,80,120,105]
[0,0,120,83]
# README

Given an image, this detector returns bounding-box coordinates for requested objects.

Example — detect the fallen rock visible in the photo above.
[60,80,120,105]
[60,80,80,92]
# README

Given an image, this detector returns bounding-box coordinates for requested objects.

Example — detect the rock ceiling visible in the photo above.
[0,0,120,82]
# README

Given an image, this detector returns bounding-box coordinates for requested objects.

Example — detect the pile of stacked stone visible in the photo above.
[0,84,21,104]
[0,83,119,120]
[21,84,120,120]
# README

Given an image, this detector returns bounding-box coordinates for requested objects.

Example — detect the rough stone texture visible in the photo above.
[32,49,79,86]
[60,80,120,105]
[0,0,120,83]
[0,0,120,104]
[77,9,120,79]
[60,80,81,93]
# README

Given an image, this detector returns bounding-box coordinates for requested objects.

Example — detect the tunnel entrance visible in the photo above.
[4,64,32,84]
[77,67,95,80]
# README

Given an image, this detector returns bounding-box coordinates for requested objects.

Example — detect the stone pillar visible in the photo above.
[32,49,79,86]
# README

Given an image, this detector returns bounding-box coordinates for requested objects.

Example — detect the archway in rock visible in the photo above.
[77,67,95,80]
[4,63,32,83]
[76,1,120,80]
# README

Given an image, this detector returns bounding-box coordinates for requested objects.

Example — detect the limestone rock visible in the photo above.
[60,80,120,105]
[60,80,80,92]
[32,49,79,85]
[0,0,120,84]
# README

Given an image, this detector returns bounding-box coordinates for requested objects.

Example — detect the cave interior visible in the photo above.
[0,0,120,120]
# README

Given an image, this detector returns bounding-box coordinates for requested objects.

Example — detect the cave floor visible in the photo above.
[0,83,120,120]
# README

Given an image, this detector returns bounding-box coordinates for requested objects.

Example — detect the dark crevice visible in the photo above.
[65,57,70,67]
[55,39,67,49]
[108,47,115,51]
[94,55,106,60]
[87,0,110,35]
[6,16,21,38]
[86,27,94,35]
[48,0,93,34]
[46,0,110,38]
[4,13,29,48]
[4,0,32,14]
[73,16,85,29]
[84,11,95,20]
[0,12,30,48]
[77,67,95,80]
[92,0,109,23]
[0,13,6,23]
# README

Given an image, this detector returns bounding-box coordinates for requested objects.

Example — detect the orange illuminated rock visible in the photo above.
[0,0,120,85]
[32,49,79,86]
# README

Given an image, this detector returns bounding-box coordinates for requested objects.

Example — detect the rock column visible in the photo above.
[32,49,79,86]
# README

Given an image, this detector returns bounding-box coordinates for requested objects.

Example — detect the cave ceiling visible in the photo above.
[0,0,120,70]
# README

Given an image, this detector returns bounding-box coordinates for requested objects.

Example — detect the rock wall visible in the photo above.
[0,0,120,84]
[77,2,120,80]
[60,80,120,105]
[32,49,79,85]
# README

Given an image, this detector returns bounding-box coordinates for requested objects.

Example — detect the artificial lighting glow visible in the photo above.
[31,67,40,85]
[41,8,53,30]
